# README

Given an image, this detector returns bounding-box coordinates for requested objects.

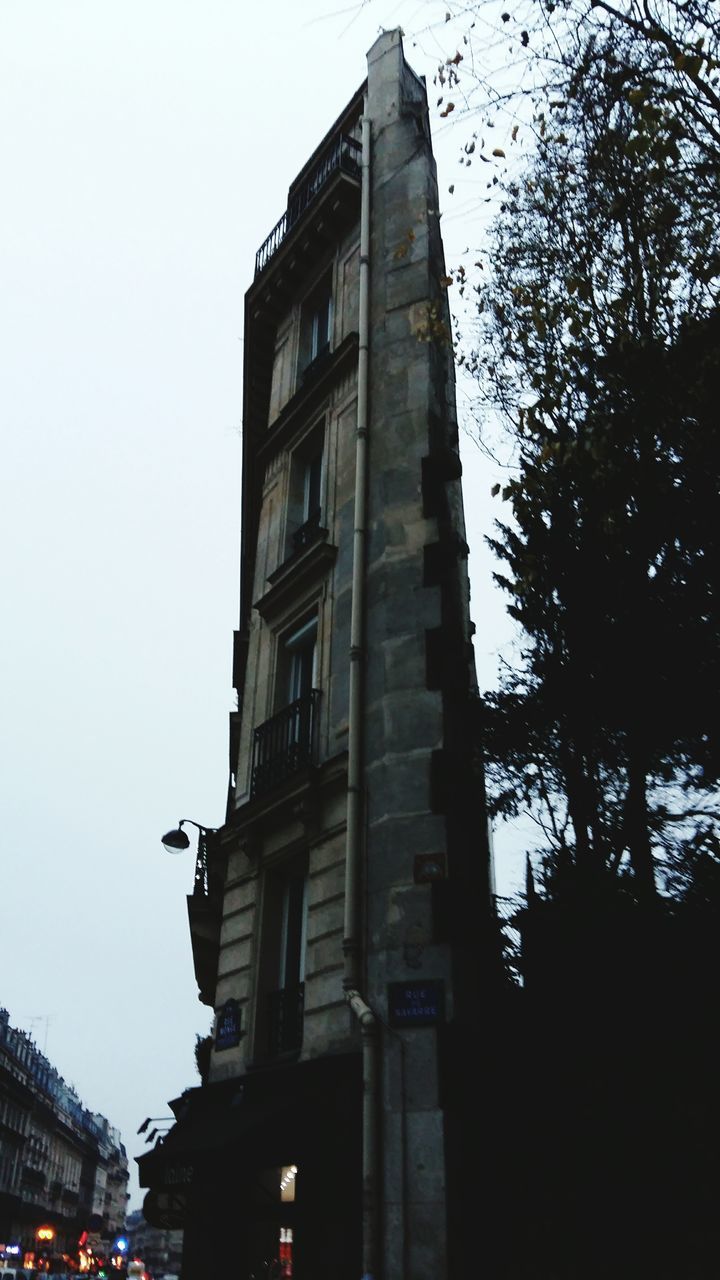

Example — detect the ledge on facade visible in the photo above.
[259,331,359,466]
[225,748,348,859]
[254,538,338,626]
[187,892,222,1009]
[250,171,361,317]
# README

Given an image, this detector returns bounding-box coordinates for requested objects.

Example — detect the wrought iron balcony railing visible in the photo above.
[250,689,320,799]
[267,982,305,1057]
[255,135,361,276]
[192,826,212,899]
[292,507,324,553]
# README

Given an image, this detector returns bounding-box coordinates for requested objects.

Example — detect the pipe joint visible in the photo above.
[345,987,378,1033]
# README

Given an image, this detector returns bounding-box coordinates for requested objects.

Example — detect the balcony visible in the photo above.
[21,1165,45,1187]
[255,134,361,277]
[291,507,325,554]
[267,983,305,1057]
[251,690,320,799]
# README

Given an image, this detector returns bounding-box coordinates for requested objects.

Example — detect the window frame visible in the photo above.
[299,269,334,379]
[284,418,326,561]
[253,850,309,1062]
[277,613,318,712]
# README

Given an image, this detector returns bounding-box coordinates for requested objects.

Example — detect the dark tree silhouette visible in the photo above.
[464,25,720,902]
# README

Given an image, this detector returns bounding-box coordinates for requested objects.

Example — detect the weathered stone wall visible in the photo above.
[363,29,480,1276]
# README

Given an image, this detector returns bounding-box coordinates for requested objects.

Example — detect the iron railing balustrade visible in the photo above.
[291,507,323,553]
[250,689,320,799]
[267,982,305,1057]
[255,135,361,276]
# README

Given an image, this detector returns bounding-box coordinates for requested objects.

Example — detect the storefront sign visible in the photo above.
[164,1162,193,1187]
[387,979,445,1027]
[143,1187,187,1230]
[216,998,242,1050]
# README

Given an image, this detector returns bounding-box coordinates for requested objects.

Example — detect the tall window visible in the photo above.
[250,615,320,799]
[287,424,325,556]
[278,865,308,990]
[257,856,308,1058]
[310,291,331,362]
[303,451,322,528]
[283,617,317,709]
[300,273,333,377]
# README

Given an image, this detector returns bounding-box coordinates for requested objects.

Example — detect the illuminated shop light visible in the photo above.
[279,1225,294,1277]
[280,1163,298,1202]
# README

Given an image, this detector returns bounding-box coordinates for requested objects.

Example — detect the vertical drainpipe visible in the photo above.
[344,101,380,1280]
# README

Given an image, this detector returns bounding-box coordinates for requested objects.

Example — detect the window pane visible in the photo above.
[279,868,308,987]
[311,294,331,359]
[284,618,317,704]
[304,453,322,521]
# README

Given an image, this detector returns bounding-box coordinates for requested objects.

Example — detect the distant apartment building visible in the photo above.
[140,29,496,1279]
[126,1207,182,1278]
[0,1008,129,1265]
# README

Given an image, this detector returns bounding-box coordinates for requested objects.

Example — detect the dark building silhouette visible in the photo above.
[139,29,495,1280]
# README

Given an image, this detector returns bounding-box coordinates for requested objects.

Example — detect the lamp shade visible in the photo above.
[161,827,190,853]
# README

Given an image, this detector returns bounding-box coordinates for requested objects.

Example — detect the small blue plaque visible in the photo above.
[215,998,242,1051]
[387,980,445,1027]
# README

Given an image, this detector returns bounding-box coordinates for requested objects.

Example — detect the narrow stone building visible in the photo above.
[140,29,495,1280]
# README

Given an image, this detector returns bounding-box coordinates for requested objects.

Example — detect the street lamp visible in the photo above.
[137,1117,173,1136]
[161,818,212,853]
[137,1117,174,1150]
[161,819,219,897]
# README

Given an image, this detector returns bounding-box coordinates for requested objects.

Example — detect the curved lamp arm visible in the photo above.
[161,818,215,854]
[161,818,220,898]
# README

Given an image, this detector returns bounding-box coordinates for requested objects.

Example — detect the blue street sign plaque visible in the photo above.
[215,998,242,1050]
[387,980,445,1027]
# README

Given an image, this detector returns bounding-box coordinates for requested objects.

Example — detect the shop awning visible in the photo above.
[137,1091,292,1190]
[137,1052,361,1193]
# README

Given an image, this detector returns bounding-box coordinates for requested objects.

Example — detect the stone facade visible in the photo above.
[140,29,493,1280]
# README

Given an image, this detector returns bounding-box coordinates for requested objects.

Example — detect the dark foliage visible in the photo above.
[463,19,720,901]
[194,1032,213,1084]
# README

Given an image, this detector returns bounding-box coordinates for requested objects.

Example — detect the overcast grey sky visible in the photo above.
[1,0,522,1211]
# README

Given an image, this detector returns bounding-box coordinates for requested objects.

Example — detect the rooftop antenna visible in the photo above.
[25,1015,53,1054]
